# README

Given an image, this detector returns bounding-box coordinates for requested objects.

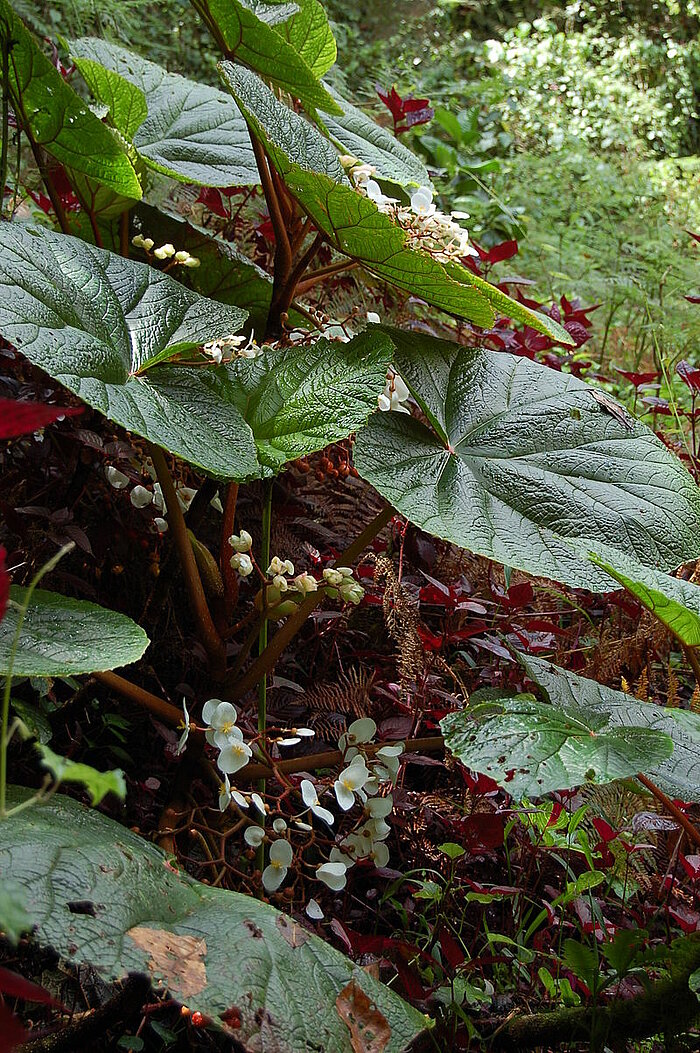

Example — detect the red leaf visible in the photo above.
[0,967,62,1007]
[614,367,659,388]
[0,1004,27,1053]
[592,817,618,844]
[438,927,465,968]
[686,295,700,304]
[196,186,228,217]
[686,229,700,245]
[0,399,82,439]
[680,854,700,880]
[677,361,700,392]
[0,547,8,625]
[486,239,519,264]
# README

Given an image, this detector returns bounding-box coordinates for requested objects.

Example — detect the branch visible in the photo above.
[637,772,700,848]
[94,671,185,727]
[236,735,444,783]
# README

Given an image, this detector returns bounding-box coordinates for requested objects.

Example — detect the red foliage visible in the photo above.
[376,84,433,136]
[0,399,82,440]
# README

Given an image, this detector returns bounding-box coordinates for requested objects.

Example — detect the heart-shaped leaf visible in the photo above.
[193,0,341,115]
[322,83,431,188]
[441,695,672,798]
[354,328,700,589]
[70,38,258,187]
[220,64,572,342]
[0,2,141,197]
[0,587,149,676]
[523,655,700,802]
[0,790,428,1052]
[0,223,258,476]
[0,224,389,477]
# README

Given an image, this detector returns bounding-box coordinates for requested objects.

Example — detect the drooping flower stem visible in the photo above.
[256,478,274,874]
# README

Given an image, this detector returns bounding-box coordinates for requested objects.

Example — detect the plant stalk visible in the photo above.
[93,671,186,727]
[148,444,226,678]
[237,735,445,783]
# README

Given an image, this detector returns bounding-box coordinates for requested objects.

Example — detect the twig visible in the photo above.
[235,735,445,783]
[221,481,240,620]
[636,772,700,849]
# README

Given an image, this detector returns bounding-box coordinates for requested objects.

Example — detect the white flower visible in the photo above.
[262,839,293,892]
[203,342,223,365]
[378,392,391,412]
[229,529,253,553]
[272,574,289,592]
[175,484,197,513]
[301,779,335,825]
[362,817,391,842]
[202,699,240,748]
[230,552,254,577]
[410,186,436,218]
[349,162,376,186]
[366,794,393,819]
[210,492,224,514]
[152,483,166,514]
[339,579,364,605]
[373,743,404,781]
[129,484,152,509]
[175,699,191,755]
[105,465,129,490]
[364,179,399,212]
[306,898,324,920]
[154,517,168,533]
[293,572,318,596]
[339,718,376,751]
[244,824,266,848]
[153,243,176,259]
[232,789,249,809]
[371,842,390,868]
[379,371,411,414]
[278,736,301,746]
[366,311,381,324]
[250,792,265,815]
[295,728,315,738]
[182,256,201,268]
[272,817,288,834]
[268,556,294,577]
[323,568,344,587]
[132,234,146,248]
[219,774,232,812]
[316,861,348,890]
[175,250,190,262]
[334,758,371,811]
[217,736,252,774]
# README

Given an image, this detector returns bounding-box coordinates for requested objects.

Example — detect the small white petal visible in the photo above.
[105,466,129,490]
[244,824,265,847]
[251,792,265,815]
[301,779,319,809]
[272,817,287,834]
[262,863,287,892]
[306,898,324,920]
[129,484,152,508]
[269,839,293,867]
[316,862,348,891]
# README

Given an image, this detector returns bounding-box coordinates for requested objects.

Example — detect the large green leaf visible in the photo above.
[0,223,258,477]
[69,38,258,187]
[0,224,389,477]
[193,0,340,115]
[322,83,431,188]
[0,790,428,1051]
[353,328,700,589]
[227,330,392,472]
[0,2,141,197]
[441,696,672,798]
[220,65,572,341]
[586,546,700,648]
[0,587,149,676]
[523,655,700,802]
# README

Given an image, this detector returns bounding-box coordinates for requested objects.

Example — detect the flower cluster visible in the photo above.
[104,463,200,534]
[132,234,200,268]
[202,333,264,366]
[347,166,478,264]
[203,698,252,775]
[378,369,410,414]
[227,530,365,609]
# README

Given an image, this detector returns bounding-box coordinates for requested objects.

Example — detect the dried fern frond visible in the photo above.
[301,666,376,720]
[374,555,425,690]
[666,663,680,709]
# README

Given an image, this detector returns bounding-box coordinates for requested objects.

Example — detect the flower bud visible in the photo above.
[231,552,254,577]
[293,572,318,596]
[229,529,253,553]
